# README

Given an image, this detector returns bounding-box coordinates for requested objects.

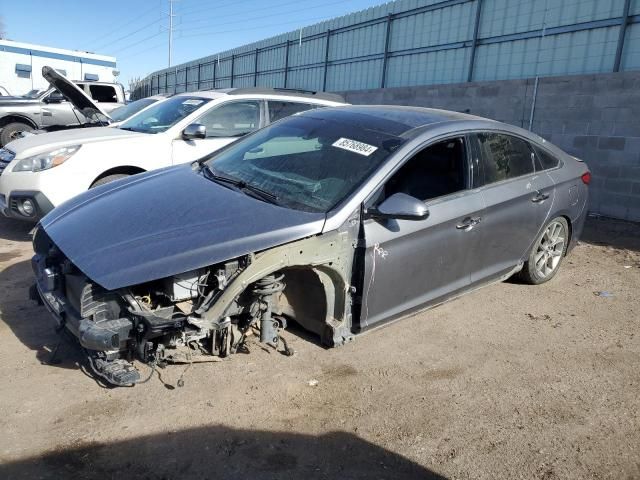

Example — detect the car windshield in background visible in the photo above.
[205,115,404,213]
[119,95,211,134]
[109,98,159,122]
[22,89,45,98]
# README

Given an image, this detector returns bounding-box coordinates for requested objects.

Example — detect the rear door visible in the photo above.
[358,135,485,330]
[171,100,264,164]
[469,132,555,284]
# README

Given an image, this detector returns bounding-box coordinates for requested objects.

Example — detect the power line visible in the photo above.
[110,30,166,54]
[86,4,159,49]
[179,0,307,27]
[92,16,164,52]
[176,0,253,17]
[177,0,357,35]
[176,12,346,40]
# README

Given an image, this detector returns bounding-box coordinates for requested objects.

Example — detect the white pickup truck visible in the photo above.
[0,67,126,146]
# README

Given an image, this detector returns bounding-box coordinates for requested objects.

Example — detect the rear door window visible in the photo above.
[88,85,118,103]
[196,101,261,138]
[268,101,315,123]
[475,133,535,185]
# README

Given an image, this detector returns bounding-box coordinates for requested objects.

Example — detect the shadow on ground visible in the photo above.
[0,259,84,370]
[581,216,640,252]
[0,426,445,480]
[0,216,33,242]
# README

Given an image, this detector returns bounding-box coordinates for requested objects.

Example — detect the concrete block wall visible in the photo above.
[342,71,640,222]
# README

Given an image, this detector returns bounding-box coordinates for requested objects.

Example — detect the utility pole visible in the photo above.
[168,0,176,67]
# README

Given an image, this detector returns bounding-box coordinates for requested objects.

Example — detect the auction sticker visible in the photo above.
[332,137,378,156]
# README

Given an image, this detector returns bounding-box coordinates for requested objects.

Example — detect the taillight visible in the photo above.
[581,172,591,185]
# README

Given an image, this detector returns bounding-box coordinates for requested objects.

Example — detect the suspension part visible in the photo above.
[253,274,285,347]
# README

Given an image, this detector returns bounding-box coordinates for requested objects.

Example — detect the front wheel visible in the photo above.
[90,174,130,188]
[0,122,34,146]
[519,217,569,285]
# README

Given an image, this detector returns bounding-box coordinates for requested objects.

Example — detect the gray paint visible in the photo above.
[340,71,640,222]
[41,165,326,290]
[35,105,589,353]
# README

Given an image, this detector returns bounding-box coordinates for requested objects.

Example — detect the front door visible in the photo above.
[358,136,485,330]
[40,90,80,127]
[171,100,263,164]
[469,132,555,284]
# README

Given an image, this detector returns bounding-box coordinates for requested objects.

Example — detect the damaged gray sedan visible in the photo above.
[30,106,590,386]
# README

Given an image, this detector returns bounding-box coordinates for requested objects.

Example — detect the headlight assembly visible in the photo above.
[13,145,82,172]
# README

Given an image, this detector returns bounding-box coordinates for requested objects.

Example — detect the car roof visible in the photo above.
[297,105,484,137]
[173,87,344,104]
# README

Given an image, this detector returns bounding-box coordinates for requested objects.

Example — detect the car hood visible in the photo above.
[42,66,111,123]
[6,126,145,157]
[40,165,326,290]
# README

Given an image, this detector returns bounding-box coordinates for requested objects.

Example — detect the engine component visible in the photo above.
[164,269,206,302]
[88,356,141,386]
[78,317,133,351]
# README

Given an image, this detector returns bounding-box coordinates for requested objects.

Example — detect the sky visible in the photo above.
[2,0,384,87]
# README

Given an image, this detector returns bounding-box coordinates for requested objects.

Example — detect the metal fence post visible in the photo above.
[323,30,331,91]
[213,59,217,89]
[283,41,290,88]
[254,48,259,87]
[380,14,393,88]
[197,63,201,90]
[230,54,235,87]
[614,0,631,72]
[467,0,483,82]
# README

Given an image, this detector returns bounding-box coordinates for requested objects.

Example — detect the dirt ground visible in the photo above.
[0,215,638,480]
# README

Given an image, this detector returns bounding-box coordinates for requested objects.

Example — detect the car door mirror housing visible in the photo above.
[44,92,65,104]
[183,123,206,140]
[367,193,430,221]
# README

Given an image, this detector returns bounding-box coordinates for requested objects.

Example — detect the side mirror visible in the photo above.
[366,193,429,221]
[183,123,206,140]
[44,92,65,104]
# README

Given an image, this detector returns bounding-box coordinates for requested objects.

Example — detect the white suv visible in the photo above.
[0,88,346,220]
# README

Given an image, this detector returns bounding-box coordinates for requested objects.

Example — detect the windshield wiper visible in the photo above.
[203,167,280,205]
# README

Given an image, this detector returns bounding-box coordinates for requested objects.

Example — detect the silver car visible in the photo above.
[31,105,590,386]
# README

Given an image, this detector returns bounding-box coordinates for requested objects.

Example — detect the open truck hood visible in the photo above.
[42,66,111,125]
[40,165,326,290]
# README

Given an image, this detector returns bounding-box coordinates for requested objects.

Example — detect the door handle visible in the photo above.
[531,192,550,203]
[456,216,481,231]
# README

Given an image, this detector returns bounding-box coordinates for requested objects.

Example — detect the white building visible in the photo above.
[0,39,117,96]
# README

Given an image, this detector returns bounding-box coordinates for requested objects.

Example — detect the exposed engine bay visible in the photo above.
[30,215,358,387]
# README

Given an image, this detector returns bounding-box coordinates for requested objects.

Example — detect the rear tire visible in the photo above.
[1,122,34,146]
[90,174,130,188]
[519,217,569,285]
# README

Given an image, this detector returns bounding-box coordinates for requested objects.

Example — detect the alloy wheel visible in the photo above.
[534,220,566,279]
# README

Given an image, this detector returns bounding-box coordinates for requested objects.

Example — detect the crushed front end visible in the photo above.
[30,216,358,387]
